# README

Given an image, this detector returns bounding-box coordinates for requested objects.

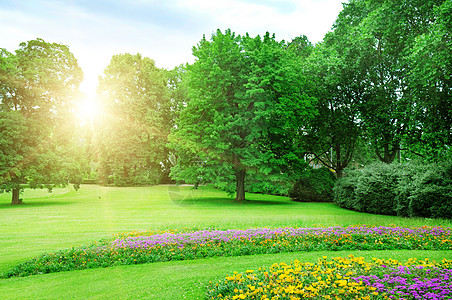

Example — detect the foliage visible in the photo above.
[332,168,361,210]
[334,163,409,215]
[301,38,362,177]
[207,255,452,300]
[329,0,449,163]
[0,111,26,186]
[3,225,451,278]
[409,160,452,219]
[334,161,452,218]
[354,163,401,215]
[289,167,336,202]
[392,162,428,218]
[95,53,171,186]
[244,171,292,196]
[0,39,85,204]
[404,0,452,161]
[287,35,313,59]
[293,0,450,169]
[167,64,190,119]
[1,1,450,203]
[169,29,315,201]
[162,64,191,183]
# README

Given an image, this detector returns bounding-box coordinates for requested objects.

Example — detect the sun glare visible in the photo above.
[76,96,101,124]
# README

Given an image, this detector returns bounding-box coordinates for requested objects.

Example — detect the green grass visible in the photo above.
[0,185,451,299]
[1,250,450,299]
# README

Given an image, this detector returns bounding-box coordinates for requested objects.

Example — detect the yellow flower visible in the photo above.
[336,279,347,287]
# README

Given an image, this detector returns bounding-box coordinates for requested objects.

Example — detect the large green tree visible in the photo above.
[302,41,362,177]
[0,39,83,204]
[169,30,315,201]
[331,0,447,163]
[405,0,452,161]
[95,53,171,186]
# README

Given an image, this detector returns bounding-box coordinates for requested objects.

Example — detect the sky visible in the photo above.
[1,0,345,100]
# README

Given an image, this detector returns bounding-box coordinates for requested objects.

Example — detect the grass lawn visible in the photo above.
[1,185,451,299]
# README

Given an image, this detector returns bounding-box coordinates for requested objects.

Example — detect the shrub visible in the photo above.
[289,167,336,202]
[333,168,361,210]
[409,160,452,219]
[354,163,401,215]
[333,160,452,219]
[394,162,429,217]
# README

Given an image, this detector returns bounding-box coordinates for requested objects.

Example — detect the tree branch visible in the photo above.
[399,148,425,158]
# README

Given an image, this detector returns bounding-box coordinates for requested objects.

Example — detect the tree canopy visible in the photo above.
[169,29,316,201]
[329,0,450,163]
[1,0,450,204]
[94,53,171,186]
[0,39,84,204]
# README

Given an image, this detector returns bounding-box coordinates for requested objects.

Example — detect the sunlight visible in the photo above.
[76,95,101,125]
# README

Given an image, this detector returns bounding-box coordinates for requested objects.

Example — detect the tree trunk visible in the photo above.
[376,144,398,164]
[235,169,246,202]
[336,167,344,179]
[335,143,343,178]
[11,188,22,205]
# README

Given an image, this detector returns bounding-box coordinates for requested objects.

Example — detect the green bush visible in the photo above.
[333,168,361,210]
[355,163,400,215]
[289,168,336,202]
[409,160,452,219]
[333,160,452,219]
[394,163,428,217]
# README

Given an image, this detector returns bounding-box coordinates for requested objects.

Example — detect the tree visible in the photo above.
[331,0,447,163]
[287,35,313,59]
[162,64,191,183]
[169,29,315,201]
[301,41,362,177]
[405,0,452,161]
[95,53,171,186]
[0,39,83,204]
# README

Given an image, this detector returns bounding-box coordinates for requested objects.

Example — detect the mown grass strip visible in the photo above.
[1,250,451,300]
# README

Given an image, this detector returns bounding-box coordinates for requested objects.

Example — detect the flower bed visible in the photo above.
[206,255,452,299]
[114,226,452,252]
[2,225,451,278]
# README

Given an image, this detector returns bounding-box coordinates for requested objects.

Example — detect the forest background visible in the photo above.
[0,0,450,207]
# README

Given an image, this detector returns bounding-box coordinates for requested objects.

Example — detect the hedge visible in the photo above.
[289,167,336,202]
[333,160,452,219]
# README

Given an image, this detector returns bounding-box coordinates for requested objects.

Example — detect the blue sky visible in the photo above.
[1,0,344,98]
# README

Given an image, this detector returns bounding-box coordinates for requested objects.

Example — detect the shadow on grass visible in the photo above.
[0,200,75,209]
[173,196,294,207]
[244,199,295,206]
